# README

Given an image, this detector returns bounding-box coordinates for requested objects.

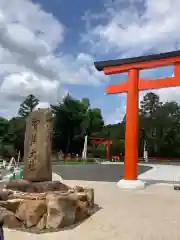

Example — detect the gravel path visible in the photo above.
[3,165,180,239]
[3,178,180,240]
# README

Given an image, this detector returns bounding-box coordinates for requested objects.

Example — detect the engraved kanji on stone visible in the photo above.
[28,149,37,171]
[46,122,52,142]
[30,119,40,145]
[23,109,53,181]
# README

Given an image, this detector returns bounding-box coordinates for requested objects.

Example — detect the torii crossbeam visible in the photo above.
[94,50,180,189]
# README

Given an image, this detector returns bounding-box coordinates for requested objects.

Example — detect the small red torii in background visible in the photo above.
[94,50,180,189]
[90,136,112,161]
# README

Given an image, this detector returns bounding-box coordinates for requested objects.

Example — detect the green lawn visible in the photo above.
[57,160,98,165]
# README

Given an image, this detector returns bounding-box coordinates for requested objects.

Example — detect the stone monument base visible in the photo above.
[0,180,95,232]
[117,179,145,190]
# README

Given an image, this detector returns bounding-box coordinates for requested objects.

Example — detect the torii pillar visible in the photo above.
[94,50,180,189]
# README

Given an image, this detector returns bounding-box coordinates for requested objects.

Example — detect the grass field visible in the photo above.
[55,159,98,165]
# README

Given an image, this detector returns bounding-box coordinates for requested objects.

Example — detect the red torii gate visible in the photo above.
[94,50,180,189]
[90,136,112,160]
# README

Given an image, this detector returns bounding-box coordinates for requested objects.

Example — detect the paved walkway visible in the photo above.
[101,161,180,185]
[138,163,180,185]
[4,165,180,239]
[3,180,180,240]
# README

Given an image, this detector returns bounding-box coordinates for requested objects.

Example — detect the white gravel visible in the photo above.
[3,166,180,240]
[3,178,180,240]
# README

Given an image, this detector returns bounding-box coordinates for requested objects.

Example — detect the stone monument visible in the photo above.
[0,108,95,232]
[23,108,52,182]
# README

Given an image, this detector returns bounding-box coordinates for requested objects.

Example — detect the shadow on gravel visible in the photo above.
[144,179,180,187]
[53,164,152,182]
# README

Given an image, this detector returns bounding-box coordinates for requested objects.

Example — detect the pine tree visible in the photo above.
[18,94,39,117]
[140,92,162,117]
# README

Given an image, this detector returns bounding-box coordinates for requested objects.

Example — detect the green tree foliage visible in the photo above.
[1,91,180,159]
[7,117,26,155]
[99,123,125,139]
[0,95,33,159]
[18,94,39,117]
[51,94,104,155]
[139,92,180,157]
[140,92,162,117]
[0,144,16,158]
[0,117,9,142]
[0,117,9,134]
[0,117,10,157]
[110,139,125,156]
[98,92,180,159]
[93,145,106,158]
[0,117,25,159]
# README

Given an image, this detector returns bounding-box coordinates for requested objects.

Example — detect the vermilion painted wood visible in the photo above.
[90,137,112,160]
[91,137,112,141]
[103,56,180,75]
[94,53,180,181]
[106,63,180,94]
[92,140,113,144]
[124,69,139,180]
[106,77,178,94]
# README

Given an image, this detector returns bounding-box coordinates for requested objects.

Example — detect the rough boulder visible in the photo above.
[0,180,95,232]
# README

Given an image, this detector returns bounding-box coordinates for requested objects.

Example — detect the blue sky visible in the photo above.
[35,0,127,123]
[0,0,179,123]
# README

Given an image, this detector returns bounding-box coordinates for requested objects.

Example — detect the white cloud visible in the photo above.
[1,0,180,124]
[83,0,180,123]
[1,72,65,102]
[83,0,180,55]
[35,102,50,110]
[0,0,105,119]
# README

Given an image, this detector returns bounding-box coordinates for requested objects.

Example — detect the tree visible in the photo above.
[140,92,162,117]
[0,117,9,138]
[8,117,26,157]
[51,94,86,154]
[0,144,16,159]
[18,94,39,117]
[0,116,25,159]
[86,108,104,135]
[51,94,104,155]
[0,117,10,157]
[110,139,125,156]
[139,92,180,157]
[153,101,180,157]
[2,91,180,160]
[99,122,125,139]
[94,144,106,158]
[139,93,162,156]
